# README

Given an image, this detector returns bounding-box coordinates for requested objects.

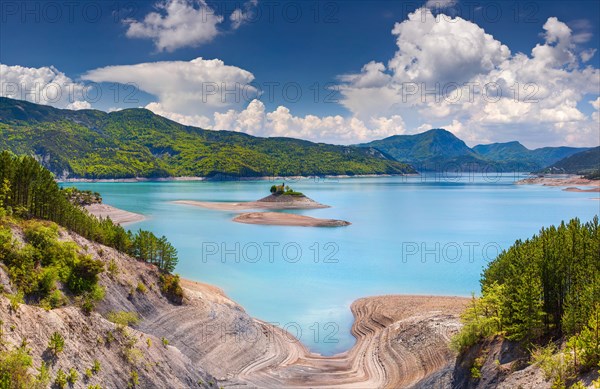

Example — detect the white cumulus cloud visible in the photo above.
[66,100,92,110]
[338,8,600,147]
[145,102,212,128]
[0,64,91,109]
[124,0,224,52]
[213,99,406,143]
[83,57,257,118]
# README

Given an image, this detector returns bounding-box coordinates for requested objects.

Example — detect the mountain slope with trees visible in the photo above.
[0,97,414,179]
[359,130,589,172]
[473,142,588,170]
[358,129,489,171]
[541,146,600,176]
[0,154,218,387]
[0,151,179,274]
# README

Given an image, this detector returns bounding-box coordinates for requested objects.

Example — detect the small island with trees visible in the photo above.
[175,183,328,210]
[255,183,320,206]
[174,183,351,227]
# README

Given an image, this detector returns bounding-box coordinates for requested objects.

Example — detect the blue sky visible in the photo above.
[1,0,599,147]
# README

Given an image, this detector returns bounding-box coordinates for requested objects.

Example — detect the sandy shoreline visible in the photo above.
[516,175,600,187]
[233,212,351,227]
[84,203,145,225]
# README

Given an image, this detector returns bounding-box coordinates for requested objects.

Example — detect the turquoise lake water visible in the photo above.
[64,174,600,355]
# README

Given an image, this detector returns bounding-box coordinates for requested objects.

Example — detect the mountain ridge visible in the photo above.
[360,129,591,172]
[542,146,600,175]
[0,97,414,179]
[1,97,596,177]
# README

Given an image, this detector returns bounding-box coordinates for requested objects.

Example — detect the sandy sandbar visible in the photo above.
[84,203,145,225]
[517,175,600,187]
[563,186,600,192]
[233,212,351,227]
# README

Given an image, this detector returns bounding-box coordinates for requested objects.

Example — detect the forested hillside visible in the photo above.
[0,151,181,296]
[358,130,589,172]
[0,97,414,179]
[542,147,600,176]
[357,129,490,171]
[473,142,588,171]
[0,151,225,387]
[453,217,600,388]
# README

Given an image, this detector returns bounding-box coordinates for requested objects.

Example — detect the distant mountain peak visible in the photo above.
[425,128,455,136]
[358,127,591,172]
[473,141,530,155]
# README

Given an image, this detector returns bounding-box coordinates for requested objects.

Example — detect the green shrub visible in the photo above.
[570,304,600,368]
[67,255,105,294]
[91,359,101,374]
[451,284,505,352]
[35,362,51,388]
[37,267,58,296]
[105,331,115,344]
[67,368,78,384]
[0,346,34,388]
[4,239,42,292]
[107,259,119,277]
[80,284,105,314]
[136,282,147,294]
[107,311,140,328]
[1,216,109,308]
[531,343,575,388]
[54,368,67,389]
[128,370,139,388]
[159,274,183,304]
[7,292,23,312]
[470,356,485,379]
[124,346,143,365]
[0,225,14,251]
[48,332,65,355]
[41,289,66,310]
[161,337,169,347]
[23,221,59,252]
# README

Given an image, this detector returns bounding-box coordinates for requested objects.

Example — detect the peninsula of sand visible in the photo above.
[517,174,600,195]
[516,174,600,187]
[84,203,145,225]
[174,192,351,227]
